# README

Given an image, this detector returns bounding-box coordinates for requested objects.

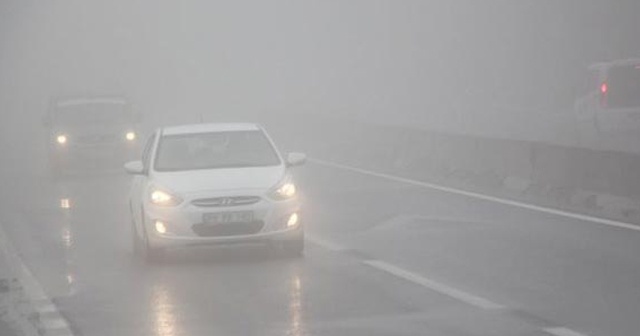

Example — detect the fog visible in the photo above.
[3,2,639,128]
[2,2,640,335]
[1,1,637,172]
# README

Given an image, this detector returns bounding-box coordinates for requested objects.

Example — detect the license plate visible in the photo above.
[203,211,254,225]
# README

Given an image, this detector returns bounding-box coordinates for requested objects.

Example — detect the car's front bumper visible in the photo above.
[148,224,303,249]
[143,196,302,250]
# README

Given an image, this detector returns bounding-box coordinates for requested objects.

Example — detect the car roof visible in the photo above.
[55,97,128,107]
[161,123,262,136]
[589,58,640,71]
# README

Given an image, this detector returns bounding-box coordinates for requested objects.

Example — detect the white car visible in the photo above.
[124,123,306,262]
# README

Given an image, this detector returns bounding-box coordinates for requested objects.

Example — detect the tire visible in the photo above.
[130,204,142,256]
[135,206,165,264]
[141,228,165,264]
[131,219,143,258]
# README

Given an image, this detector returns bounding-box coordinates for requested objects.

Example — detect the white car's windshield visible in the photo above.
[54,104,131,125]
[154,130,281,171]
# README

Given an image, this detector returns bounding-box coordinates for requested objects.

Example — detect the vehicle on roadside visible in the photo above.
[124,123,307,262]
[574,58,640,143]
[43,95,142,176]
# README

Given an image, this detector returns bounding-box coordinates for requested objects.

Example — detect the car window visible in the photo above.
[154,130,281,172]
[54,104,131,125]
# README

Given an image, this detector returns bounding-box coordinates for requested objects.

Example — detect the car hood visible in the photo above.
[152,165,286,194]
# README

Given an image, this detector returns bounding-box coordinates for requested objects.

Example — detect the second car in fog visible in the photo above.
[125,123,306,262]
[44,96,142,176]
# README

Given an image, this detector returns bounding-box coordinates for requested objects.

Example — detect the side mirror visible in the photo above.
[124,161,145,175]
[42,115,52,127]
[286,152,307,167]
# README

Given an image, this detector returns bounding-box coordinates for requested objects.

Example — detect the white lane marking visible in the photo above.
[306,234,346,252]
[544,327,589,336]
[310,158,640,233]
[0,224,75,336]
[309,234,502,309]
[363,259,504,310]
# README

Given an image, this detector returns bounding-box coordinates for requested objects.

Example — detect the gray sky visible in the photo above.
[1,1,639,129]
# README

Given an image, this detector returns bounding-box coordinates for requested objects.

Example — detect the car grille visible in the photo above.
[192,221,264,237]
[191,196,261,208]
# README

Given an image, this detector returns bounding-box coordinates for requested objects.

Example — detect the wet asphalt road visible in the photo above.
[2,158,640,336]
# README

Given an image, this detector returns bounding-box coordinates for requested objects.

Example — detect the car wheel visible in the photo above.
[131,219,143,258]
[129,204,142,256]
[137,208,165,264]
[141,228,165,263]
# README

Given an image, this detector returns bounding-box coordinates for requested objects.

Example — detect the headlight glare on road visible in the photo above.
[125,131,136,141]
[56,134,68,145]
[150,189,183,207]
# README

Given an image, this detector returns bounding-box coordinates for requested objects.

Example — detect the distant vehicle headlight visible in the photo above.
[149,188,183,207]
[56,134,68,145]
[268,176,297,201]
[125,131,136,141]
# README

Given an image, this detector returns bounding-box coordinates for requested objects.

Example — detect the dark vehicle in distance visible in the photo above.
[43,96,142,176]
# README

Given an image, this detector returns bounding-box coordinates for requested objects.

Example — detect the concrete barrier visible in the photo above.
[271,113,640,224]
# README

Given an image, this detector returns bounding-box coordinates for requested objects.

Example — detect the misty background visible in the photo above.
[1,0,639,172]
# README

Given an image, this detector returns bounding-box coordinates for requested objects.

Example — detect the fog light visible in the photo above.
[287,213,299,228]
[125,131,136,141]
[154,220,167,234]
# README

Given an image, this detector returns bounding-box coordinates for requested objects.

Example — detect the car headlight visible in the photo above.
[268,176,297,201]
[149,188,183,207]
[125,131,136,141]
[56,134,68,145]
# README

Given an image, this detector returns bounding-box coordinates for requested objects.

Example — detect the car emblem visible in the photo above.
[220,198,234,206]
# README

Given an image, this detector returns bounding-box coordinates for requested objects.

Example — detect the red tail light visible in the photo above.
[600,82,608,107]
